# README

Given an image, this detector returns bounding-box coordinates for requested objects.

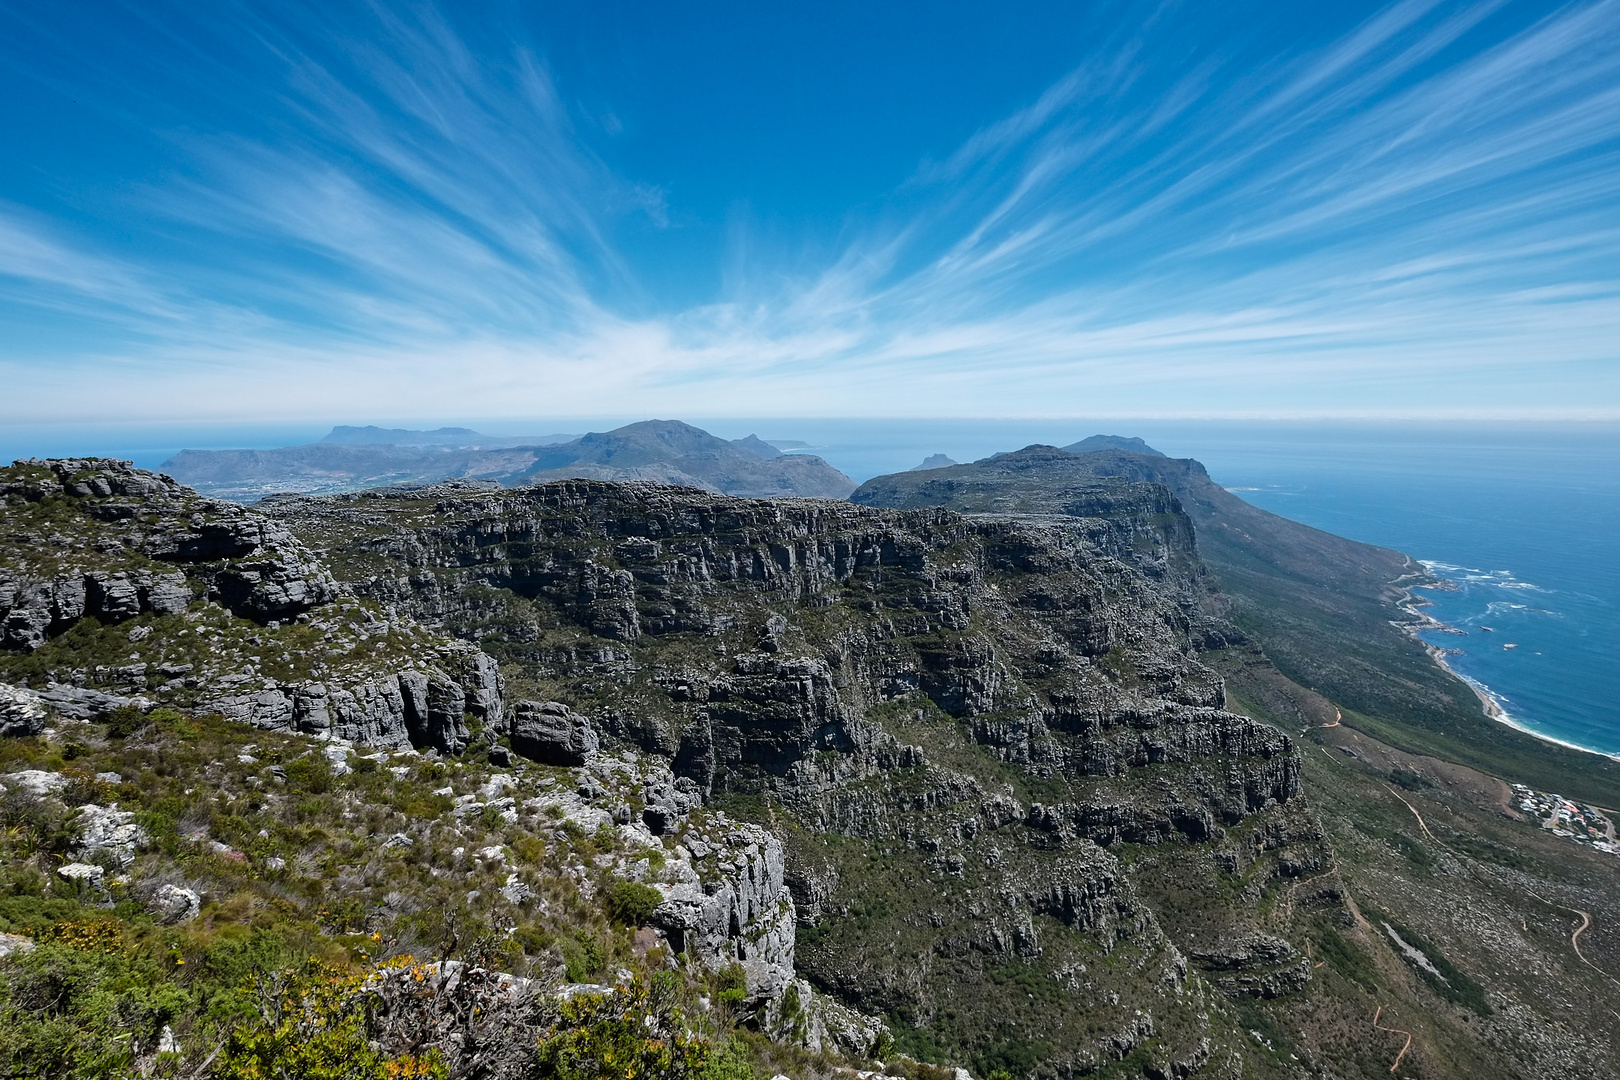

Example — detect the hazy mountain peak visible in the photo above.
[322,425,485,446]
[519,420,856,498]
[731,434,785,459]
[909,453,959,471]
[159,420,842,500]
[1063,434,1165,457]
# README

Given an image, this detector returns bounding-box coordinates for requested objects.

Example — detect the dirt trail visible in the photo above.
[1383,785,1435,841]
[1371,1005,1414,1073]
[1517,884,1616,987]
[1322,707,1342,728]
[1317,719,1620,1020]
[1570,908,1595,966]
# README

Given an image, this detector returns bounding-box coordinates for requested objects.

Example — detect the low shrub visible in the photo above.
[606,880,662,927]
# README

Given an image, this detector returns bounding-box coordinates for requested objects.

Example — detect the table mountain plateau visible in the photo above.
[3,457,1619,1079]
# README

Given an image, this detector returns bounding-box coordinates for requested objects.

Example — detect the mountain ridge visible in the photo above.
[159,421,853,502]
[5,457,1620,1077]
[851,441,1620,804]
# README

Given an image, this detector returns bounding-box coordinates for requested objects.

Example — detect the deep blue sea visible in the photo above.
[6,418,1617,758]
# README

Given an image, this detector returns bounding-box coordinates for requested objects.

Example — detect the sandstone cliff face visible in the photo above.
[0,460,501,754]
[264,481,1278,800]
[265,478,1330,1075]
[0,462,1330,1075]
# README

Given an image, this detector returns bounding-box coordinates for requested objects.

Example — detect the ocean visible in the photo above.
[6,418,1617,758]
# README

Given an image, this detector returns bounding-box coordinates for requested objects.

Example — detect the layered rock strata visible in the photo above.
[0,460,502,754]
[263,478,1330,1074]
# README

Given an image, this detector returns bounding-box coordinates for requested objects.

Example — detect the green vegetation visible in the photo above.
[0,709,800,1079]
[606,881,663,927]
[1366,910,1491,1017]
[1314,927,1378,992]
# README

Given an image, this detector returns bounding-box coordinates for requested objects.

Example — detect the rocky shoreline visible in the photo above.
[1393,564,1620,763]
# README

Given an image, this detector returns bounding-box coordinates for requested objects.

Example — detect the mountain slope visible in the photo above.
[516,420,856,498]
[160,427,576,500]
[853,444,1620,804]
[5,461,1619,1077]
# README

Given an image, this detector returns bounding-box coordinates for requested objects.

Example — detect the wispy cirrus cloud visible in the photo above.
[1,0,1617,422]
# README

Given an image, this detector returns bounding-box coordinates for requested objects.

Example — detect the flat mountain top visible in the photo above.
[1064,433,1165,456]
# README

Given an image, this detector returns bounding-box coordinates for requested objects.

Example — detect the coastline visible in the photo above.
[1391,562,1620,764]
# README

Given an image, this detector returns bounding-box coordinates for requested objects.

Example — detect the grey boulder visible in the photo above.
[74,804,149,868]
[508,700,598,765]
[58,862,106,888]
[4,769,67,797]
[149,883,202,924]
[0,683,48,737]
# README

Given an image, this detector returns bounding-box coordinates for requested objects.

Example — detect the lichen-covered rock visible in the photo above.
[0,682,47,736]
[3,769,67,797]
[74,804,149,867]
[149,883,201,924]
[650,818,795,998]
[1190,933,1312,998]
[0,460,504,754]
[0,459,338,643]
[57,862,105,887]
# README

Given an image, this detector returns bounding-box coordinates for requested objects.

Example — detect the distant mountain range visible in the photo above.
[160,420,856,501]
[318,425,575,447]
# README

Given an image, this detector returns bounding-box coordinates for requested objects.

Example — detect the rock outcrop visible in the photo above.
[0,683,47,737]
[72,803,148,868]
[0,459,337,643]
[505,700,599,765]
[149,884,202,924]
[0,460,503,754]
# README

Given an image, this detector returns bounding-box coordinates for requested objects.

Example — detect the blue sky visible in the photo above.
[2,0,1618,423]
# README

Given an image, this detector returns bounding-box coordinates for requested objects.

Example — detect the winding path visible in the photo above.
[1383,785,1435,841]
[1569,907,1595,967]
[1371,1005,1413,1073]
[1316,736,1620,1036]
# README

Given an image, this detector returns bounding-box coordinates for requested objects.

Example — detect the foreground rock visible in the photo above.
[148,884,201,924]
[0,459,503,753]
[506,700,599,765]
[0,683,47,737]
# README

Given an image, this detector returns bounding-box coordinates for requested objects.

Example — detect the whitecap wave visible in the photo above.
[1421,560,1482,574]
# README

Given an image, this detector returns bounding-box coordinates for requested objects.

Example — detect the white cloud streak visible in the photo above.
[2,0,1618,422]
